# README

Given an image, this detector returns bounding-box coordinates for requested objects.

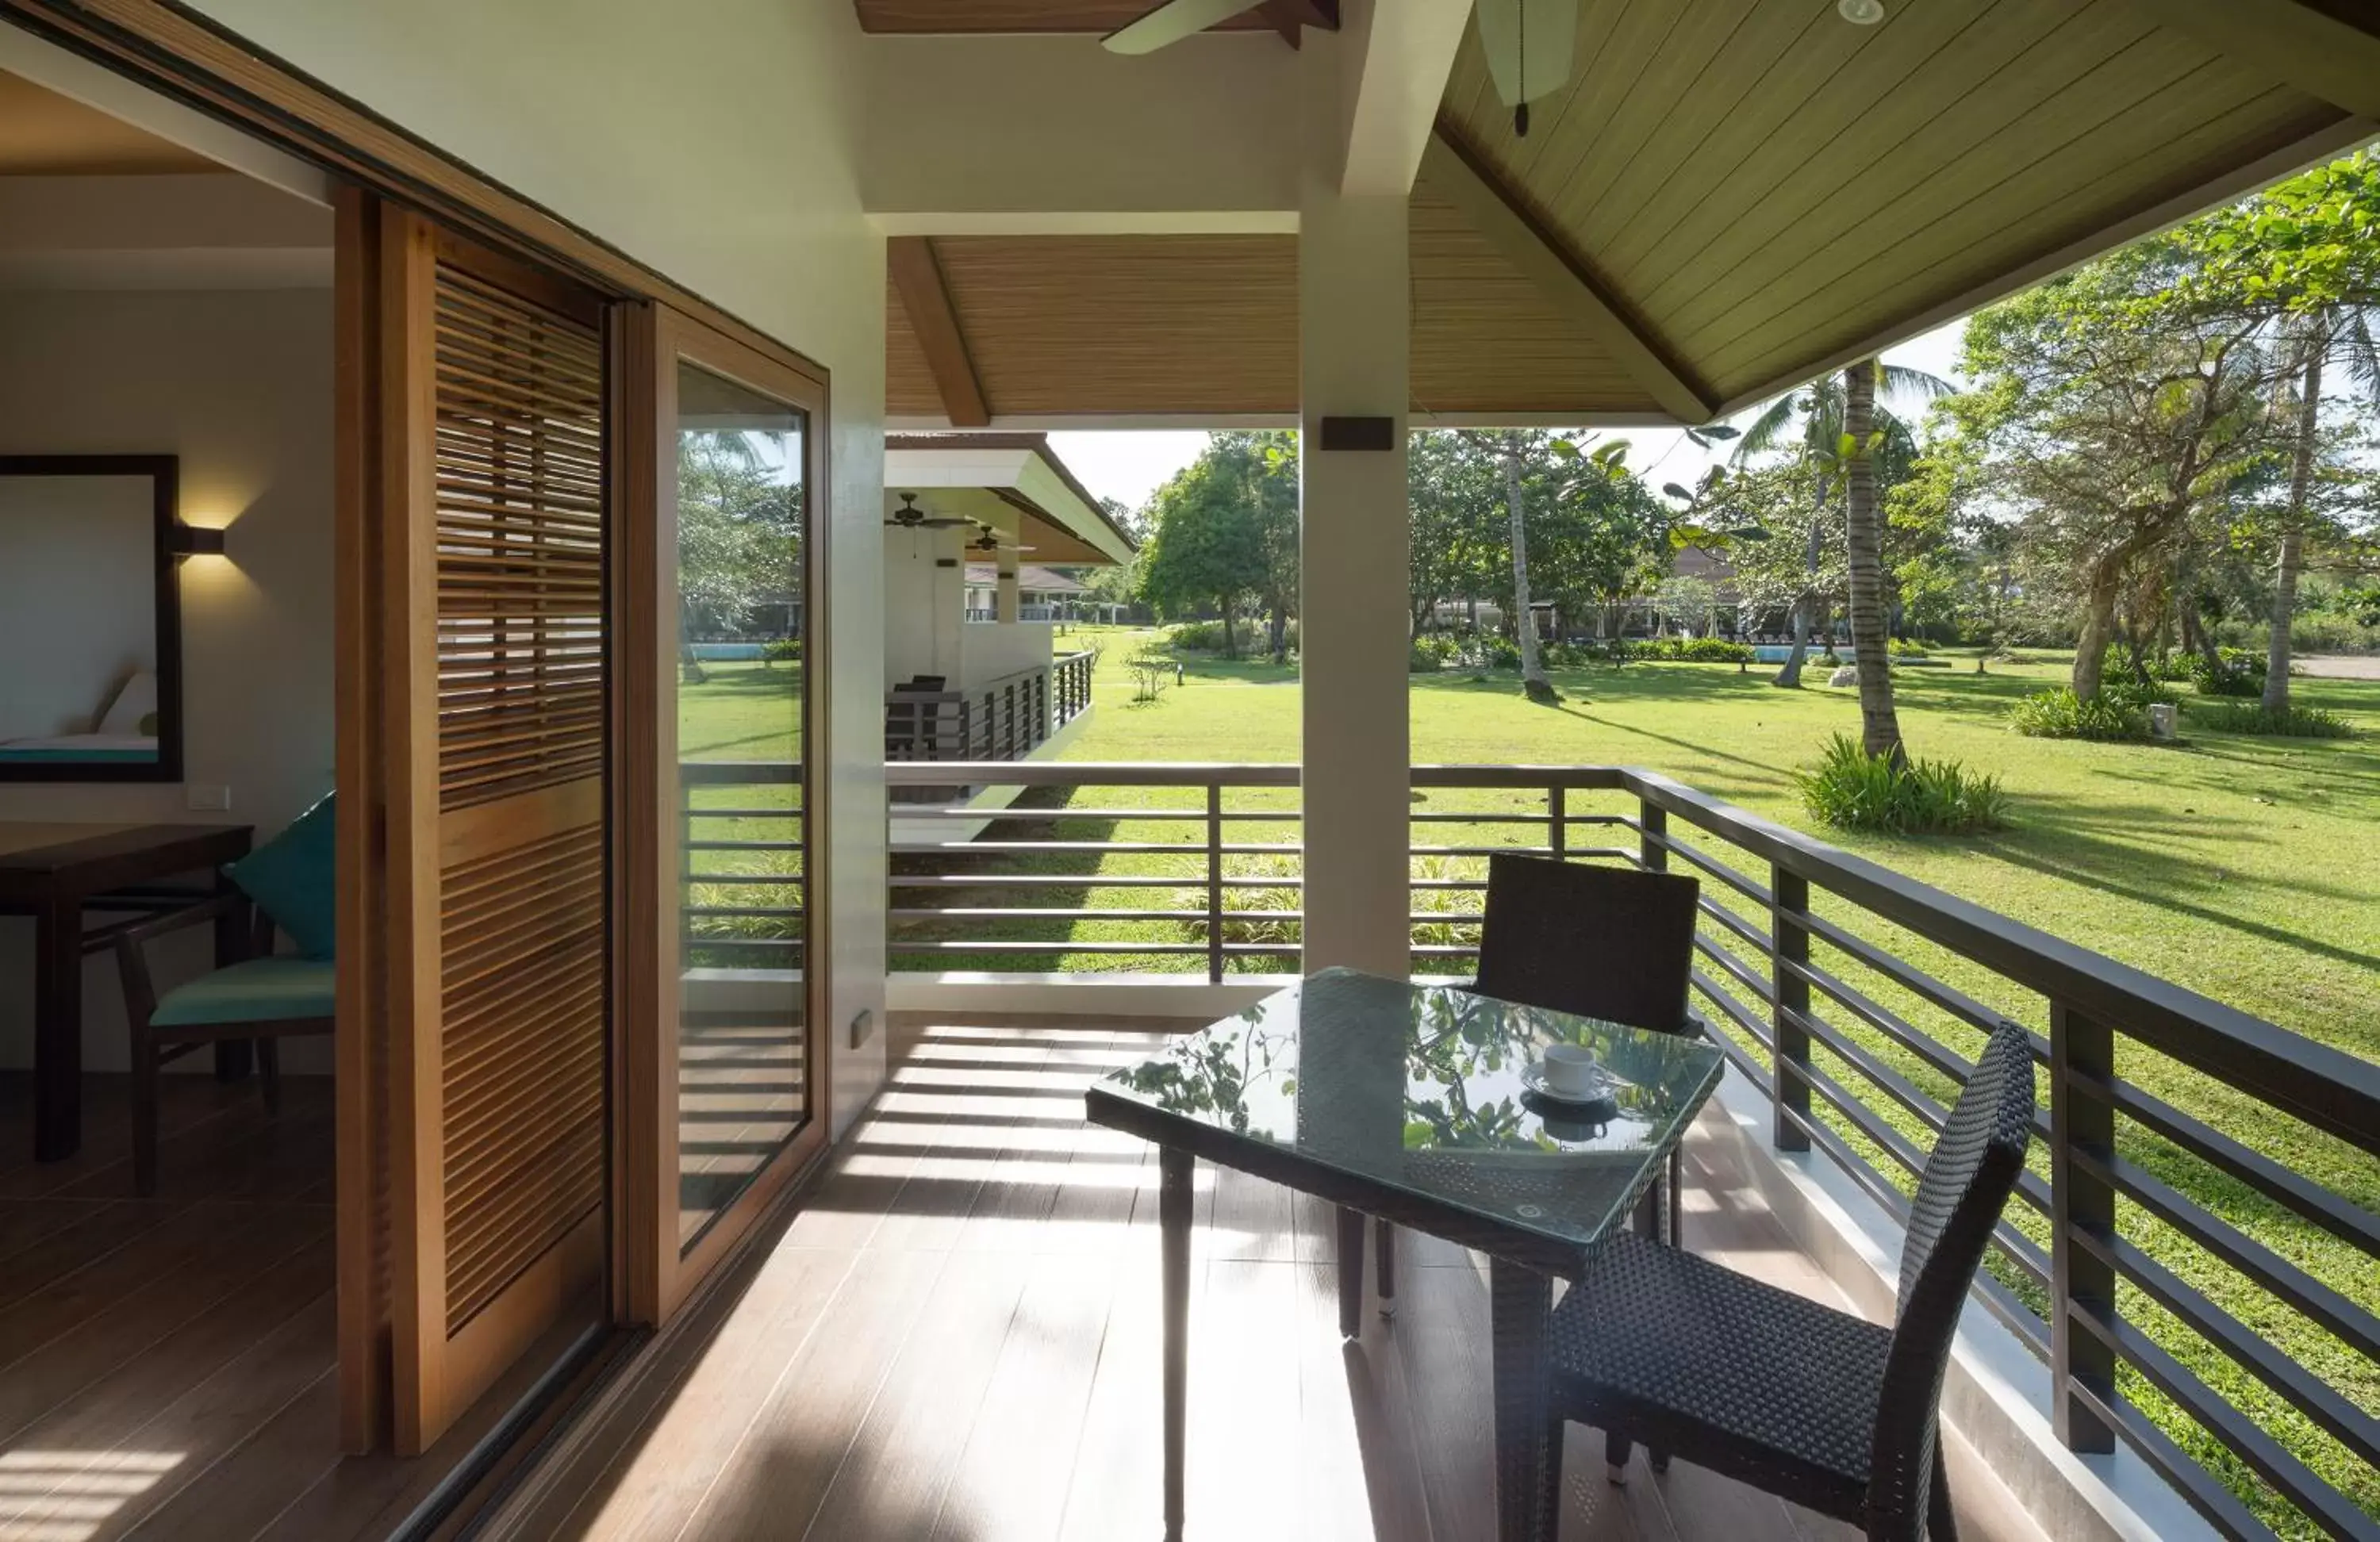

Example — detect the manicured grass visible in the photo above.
[677,660,804,969]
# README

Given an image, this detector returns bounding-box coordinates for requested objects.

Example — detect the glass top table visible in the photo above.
[1086,967,1728,1542]
[1084,965,1726,1279]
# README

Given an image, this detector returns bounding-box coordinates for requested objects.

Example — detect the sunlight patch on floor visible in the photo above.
[0,1450,185,1542]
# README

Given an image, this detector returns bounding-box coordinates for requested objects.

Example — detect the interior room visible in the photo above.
[0,51,374,1539]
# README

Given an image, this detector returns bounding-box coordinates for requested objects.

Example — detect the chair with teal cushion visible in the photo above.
[113,799,336,1195]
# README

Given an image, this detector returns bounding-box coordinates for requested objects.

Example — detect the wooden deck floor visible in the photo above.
[528,1015,2048,1542]
[0,1069,547,1542]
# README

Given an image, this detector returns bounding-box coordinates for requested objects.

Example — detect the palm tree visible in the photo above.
[1841,360,1902,762]
[1730,363,1948,704]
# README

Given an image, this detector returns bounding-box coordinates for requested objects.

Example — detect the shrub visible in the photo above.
[2100,676,2180,714]
[1792,735,2010,835]
[2011,687,2149,742]
[2190,648,2263,697]
[1409,635,1454,673]
[1165,619,1230,653]
[762,637,801,666]
[1887,637,1930,659]
[1481,635,1522,669]
[2188,700,2354,738]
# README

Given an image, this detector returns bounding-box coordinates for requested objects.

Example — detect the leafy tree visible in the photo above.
[1957,238,2284,701]
[1407,432,1506,634]
[678,432,802,682]
[1135,432,1298,658]
[1653,574,1717,638]
[2170,151,2380,710]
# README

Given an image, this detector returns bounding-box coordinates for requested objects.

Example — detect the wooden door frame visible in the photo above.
[16,0,844,1455]
[617,302,833,1327]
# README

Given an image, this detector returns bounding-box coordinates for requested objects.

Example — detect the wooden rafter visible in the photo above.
[2139,0,2380,121]
[1421,125,1716,425]
[1258,0,1338,48]
[887,236,990,427]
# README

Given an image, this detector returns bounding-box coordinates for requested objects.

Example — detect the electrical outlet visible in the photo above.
[849,1007,875,1051]
[185,784,232,811]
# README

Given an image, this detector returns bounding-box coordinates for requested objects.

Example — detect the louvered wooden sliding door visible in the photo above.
[381,211,612,1454]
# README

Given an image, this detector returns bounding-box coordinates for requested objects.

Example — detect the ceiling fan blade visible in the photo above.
[1103,0,1269,55]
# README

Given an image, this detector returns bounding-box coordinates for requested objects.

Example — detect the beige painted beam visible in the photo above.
[1334,0,1472,197]
[886,236,990,428]
[2140,0,2380,122]
[1420,128,1716,424]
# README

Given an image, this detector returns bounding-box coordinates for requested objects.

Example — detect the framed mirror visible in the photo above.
[0,455,182,781]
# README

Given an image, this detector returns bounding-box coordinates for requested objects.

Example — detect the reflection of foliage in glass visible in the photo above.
[1115,1007,1289,1137]
[679,430,803,640]
[1403,992,1549,1152]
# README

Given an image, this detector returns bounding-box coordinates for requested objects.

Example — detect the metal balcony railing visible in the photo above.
[869,758,2380,1542]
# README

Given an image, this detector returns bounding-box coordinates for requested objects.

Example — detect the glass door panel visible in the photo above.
[672,361,808,1250]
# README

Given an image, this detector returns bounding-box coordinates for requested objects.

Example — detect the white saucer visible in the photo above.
[1521,1061,1611,1106]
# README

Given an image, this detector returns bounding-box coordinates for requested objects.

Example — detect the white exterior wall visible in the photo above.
[182,0,895,1134]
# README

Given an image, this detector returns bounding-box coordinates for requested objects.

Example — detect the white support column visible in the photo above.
[995,563,1021,623]
[1298,27,1412,979]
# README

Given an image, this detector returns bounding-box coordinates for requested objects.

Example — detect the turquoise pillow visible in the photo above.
[224,794,336,959]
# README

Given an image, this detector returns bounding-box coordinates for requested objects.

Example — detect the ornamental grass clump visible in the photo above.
[2189,700,2354,738]
[2011,686,2149,742]
[1793,734,2010,836]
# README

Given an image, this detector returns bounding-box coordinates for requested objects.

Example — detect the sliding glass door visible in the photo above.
[624,305,828,1322]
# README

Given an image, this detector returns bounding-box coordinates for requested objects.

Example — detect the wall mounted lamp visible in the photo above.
[166,523,227,559]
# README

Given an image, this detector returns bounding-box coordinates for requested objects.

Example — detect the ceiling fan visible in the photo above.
[968,525,1035,555]
[1104,0,1574,137]
[883,492,973,530]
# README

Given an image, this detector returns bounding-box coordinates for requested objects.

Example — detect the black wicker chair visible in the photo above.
[1539,1018,2037,1541]
[1345,855,1704,1330]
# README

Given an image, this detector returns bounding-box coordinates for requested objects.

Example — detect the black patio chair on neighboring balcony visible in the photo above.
[1542,1018,2036,1542]
[1346,853,1702,1325]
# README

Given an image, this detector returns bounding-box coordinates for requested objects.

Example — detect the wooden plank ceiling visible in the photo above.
[885,177,1653,422]
[880,0,2375,424]
[854,1,1272,33]
[1438,0,2371,416]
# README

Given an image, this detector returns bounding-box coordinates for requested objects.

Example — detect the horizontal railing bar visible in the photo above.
[688,840,806,852]
[1798,911,2010,1044]
[684,906,807,920]
[2106,1080,2380,1263]
[1694,932,1777,1011]
[2079,1146,2380,1367]
[2070,1302,2374,1541]
[886,873,1299,889]
[2071,1381,2272,1541]
[896,806,1216,821]
[1776,1099,2052,1352]
[1783,949,2011,1105]
[681,873,805,886]
[1688,967,1773,1055]
[683,936,804,949]
[1623,768,2380,1152]
[2088,1232,2380,1474]
[1409,844,1636,861]
[684,807,804,819]
[681,761,801,784]
[889,939,1298,957]
[890,907,1212,923]
[1641,825,1774,908]
[886,761,1301,788]
[908,840,1302,855]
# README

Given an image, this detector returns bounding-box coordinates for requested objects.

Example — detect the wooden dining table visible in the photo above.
[0,820,253,1161]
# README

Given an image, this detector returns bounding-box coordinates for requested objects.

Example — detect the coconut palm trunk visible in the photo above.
[2264,334,2323,714]
[1500,431,1557,704]
[1842,361,1906,763]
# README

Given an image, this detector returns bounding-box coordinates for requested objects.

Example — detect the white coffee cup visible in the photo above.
[1541,1043,1601,1099]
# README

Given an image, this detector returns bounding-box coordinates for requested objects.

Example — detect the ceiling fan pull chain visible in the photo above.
[1514,2,1528,136]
